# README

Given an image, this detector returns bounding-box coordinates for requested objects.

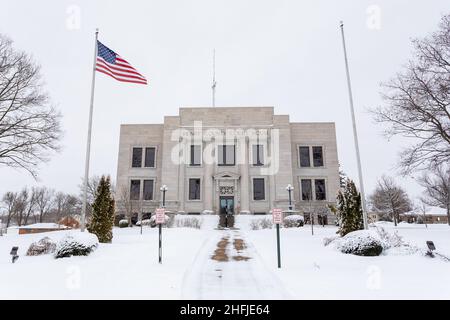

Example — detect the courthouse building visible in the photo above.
[115,107,340,224]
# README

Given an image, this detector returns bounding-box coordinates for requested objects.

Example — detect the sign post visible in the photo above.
[272,208,283,268]
[156,208,165,264]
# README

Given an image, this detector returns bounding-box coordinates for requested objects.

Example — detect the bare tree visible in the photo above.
[1,191,16,227]
[117,185,141,227]
[52,192,80,222]
[34,186,54,223]
[371,15,450,174]
[79,175,115,217]
[369,176,413,226]
[417,199,429,228]
[15,187,38,225]
[13,189,27,226]
[0,34,62,178]
[418,165,450,226]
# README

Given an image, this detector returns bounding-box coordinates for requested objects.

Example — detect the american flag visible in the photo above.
[96,40,147,85]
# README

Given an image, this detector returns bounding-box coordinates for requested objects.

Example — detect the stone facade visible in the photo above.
[116,107,340,224]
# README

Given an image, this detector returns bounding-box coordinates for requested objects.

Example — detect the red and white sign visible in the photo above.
[272,208,283,224]
[155,208,166,224]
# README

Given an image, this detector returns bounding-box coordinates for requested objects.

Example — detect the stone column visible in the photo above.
[203,141,213,214]
[178,142,185,214]
[240,137,250,214]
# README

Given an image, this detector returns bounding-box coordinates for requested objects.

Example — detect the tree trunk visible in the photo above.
[447,204,450,226]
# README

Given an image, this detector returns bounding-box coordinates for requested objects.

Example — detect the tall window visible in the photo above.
[130,180,141,200]
[189,178,201,200]
[252,145,264,166]
[299,147,310,167]
[315,179,326,200]
[301,179,312,201]
[132,148,143,168]
[143,180,154,200]
[218,145,235,166]
[144,147,156,167]
[190,145,201,166]
[312,146,324,167]
[253,178,265,200]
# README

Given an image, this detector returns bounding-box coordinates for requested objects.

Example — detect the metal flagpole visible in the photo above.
[212,49,216,107]
[339,21,369,230]
[81,28,99,232]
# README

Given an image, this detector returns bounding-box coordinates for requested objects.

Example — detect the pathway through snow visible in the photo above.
[181,229,291,299]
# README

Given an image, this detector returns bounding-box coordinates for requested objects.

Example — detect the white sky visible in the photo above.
[0,0,448,201]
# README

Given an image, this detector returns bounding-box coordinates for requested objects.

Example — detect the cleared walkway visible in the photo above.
[181,229,291,299]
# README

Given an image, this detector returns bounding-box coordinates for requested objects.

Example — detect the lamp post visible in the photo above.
[159,185,168,264]
[160,185,167,208]
[309,189,314,236]
[286,184,294,211]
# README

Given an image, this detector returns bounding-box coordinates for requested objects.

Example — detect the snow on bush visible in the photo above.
[372,225,421,256]
[283,215,304,228]
[54,232,99,259]
[26,237,56,256]
[323,235,340,247]
[149,214,172,227]
[325,226,423,257]
[250,217,273,230]
[372,226,404,249]
[172,215,202,229]
[118,219,129,228]
[333,230,383,256]
[136,219,151,227]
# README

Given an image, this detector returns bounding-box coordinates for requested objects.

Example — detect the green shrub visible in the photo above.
[119,219,129,228]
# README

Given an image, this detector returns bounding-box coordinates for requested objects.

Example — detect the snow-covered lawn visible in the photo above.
[245,221,450,299]
[1,215,449,299]
[0,226,213,299]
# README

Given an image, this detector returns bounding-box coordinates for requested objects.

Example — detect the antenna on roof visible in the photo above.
[212,49,216,107]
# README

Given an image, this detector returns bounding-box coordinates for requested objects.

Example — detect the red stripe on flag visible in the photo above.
[96,68,147,84]
[96,63,147,82]
[96,59,145,79]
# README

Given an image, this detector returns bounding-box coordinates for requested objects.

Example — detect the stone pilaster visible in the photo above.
[240,137,250,214]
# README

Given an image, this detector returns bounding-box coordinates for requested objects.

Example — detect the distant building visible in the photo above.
[401,207,449,224]
[58,216,80,229]
[369,207,449,224]
[18,223,69,235]
[115,107,340,224]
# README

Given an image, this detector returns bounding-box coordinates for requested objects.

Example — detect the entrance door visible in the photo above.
[219,196,234,215]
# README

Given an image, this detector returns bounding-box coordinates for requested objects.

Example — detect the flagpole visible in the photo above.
[212,49,216,107]
[339,21,369,230]
[81,28,99,232]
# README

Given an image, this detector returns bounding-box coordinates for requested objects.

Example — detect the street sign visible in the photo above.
[272,208,283,224]
[155,208,165,224]
[272,208,283,268]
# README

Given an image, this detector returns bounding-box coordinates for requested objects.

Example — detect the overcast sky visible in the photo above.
[1,0,448,202]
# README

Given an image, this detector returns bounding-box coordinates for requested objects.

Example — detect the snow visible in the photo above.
[330,230,383,255]
[0,226,210,299]
[56,231,99,249]
[246,222,450,299]
[284,214,304,221]
[1,216,449,299]
[182,229,291,299]
[18,223,68,229]
[404,206,448,216]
